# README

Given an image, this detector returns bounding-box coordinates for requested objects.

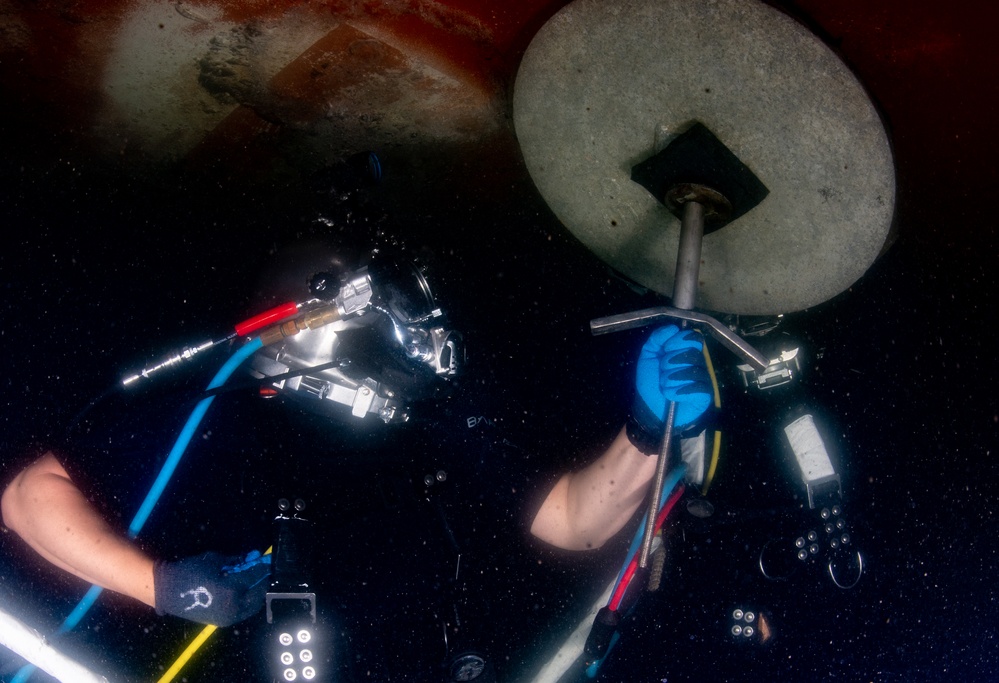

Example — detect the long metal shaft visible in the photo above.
[671,201,705,311]
[639,401,677,568]
[638,200,705,569]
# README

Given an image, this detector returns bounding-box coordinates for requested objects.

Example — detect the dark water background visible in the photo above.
[1,97,997,683]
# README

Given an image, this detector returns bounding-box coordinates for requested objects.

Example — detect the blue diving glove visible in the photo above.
[153,550,271,627]
[627,325,712,454]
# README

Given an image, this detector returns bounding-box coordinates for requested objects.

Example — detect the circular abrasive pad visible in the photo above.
[514,0,895,315]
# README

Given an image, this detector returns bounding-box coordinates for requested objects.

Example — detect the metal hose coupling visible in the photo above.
[259,305,342,346]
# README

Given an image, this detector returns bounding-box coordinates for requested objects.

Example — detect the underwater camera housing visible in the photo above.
[249,251,462,424]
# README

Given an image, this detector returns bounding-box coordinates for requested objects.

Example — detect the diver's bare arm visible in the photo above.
[530,426,656,551]
[1,451,156,607]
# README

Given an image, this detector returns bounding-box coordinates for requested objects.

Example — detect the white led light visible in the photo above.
[302,666,317,680]
[279,632,294,646]
[300,649,313,662]
[283,668,297,681]
[280,652,294,665]
[297,629,312,643]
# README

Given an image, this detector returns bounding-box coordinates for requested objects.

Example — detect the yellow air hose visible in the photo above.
[156,547,272,683]
[700,340,723,495]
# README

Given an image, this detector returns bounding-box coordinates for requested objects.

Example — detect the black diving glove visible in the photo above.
[154,550,271,627]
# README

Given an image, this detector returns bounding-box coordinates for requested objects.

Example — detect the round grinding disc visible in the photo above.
[513,0,895,315]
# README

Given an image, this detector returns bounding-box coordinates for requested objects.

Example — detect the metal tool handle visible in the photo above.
[639,401,677,569]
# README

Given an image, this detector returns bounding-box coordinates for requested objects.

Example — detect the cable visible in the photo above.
[128,338,263,538]
[702,337,721,411]
[234,302,299,338]
[155,625,216,683]
[702,430,722,495]
[608,483,685,611]
[604,465,686,612]
[11,338,264,683]
[586,338,720,676]
[121,302,297,387]
[583,468,687,677]
[156,546,274,683]
[700,340,723,495]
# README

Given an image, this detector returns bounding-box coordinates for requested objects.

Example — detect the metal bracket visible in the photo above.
[266,592,317,624]
[590,305,769,371]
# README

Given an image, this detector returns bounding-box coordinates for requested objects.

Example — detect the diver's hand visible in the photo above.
[153,550,271,626]
[627,325,711,453]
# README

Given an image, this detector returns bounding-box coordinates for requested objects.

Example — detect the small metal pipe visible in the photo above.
[672,201,705,311]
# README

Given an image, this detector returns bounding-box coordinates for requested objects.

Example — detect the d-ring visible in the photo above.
[758,540,797,581]
[827,550,863,589]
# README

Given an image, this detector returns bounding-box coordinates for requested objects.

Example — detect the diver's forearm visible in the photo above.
[530,427,655,551]
[2,452,156,607]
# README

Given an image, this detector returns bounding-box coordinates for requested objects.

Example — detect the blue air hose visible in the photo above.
[11,337,264,683]
[127,337,263,538]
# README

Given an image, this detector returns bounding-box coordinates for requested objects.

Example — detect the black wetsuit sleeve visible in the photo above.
[51,387,202,534]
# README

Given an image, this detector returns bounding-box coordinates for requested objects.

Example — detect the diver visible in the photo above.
[0,230,712,682]
[565,316,866,683]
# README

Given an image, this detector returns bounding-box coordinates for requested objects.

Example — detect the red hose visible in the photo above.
[234,302,299,337]
[608,484,686,611]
